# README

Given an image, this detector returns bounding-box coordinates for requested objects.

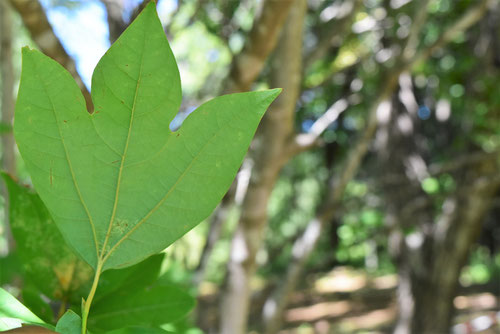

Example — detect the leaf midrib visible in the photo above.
[100,25,148,261]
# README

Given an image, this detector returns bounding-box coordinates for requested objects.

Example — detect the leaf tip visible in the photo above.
[142,0,158,16]
[21,46,36,57]
[254,88,282,109]
[21,47,43,65]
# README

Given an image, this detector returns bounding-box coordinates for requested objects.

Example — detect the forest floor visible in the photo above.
[197,266,500,333]
[278,267,500,334]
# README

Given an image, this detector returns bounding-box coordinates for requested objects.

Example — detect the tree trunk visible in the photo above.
[219,1,306,333]
[417,163,499,333]
[0,0,16,254]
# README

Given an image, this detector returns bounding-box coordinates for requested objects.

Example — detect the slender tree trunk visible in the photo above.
[0,0,16,254]
[395,161,500,333]
[219,1,306,333]
[193,185,236,286]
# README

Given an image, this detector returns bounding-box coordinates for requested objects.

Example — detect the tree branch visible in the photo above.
[99,0,127,43]
[223,0,294,93]
[287,98,350,156]
[100,0,150,43]
[9,0,93,112]
[304,0,363,68]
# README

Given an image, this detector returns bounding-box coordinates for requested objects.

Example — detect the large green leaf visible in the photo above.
[14,2,279,271]
[88,285,195,332]
[2,173,93,302]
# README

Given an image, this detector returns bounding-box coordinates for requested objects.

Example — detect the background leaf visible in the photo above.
[20,289,53,324]
[55,310,80,334]
[14,2,279,271]
[2,173,93,304]
[88,285,195,332]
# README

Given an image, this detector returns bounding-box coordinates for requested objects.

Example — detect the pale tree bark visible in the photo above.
[1,1,16,177]
[261,0,493,332]
[0,0,16,254]
[193,184,236,286]
[8,0,93,112]
[219,1,306,333]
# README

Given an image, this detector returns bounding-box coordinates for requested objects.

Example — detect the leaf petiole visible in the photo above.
[81,259,104,334]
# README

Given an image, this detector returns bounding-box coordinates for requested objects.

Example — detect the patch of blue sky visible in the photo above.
[40,0,177,89]
[40,0,109,89]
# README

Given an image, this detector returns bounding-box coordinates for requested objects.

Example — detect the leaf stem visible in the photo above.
[81,259,103,334]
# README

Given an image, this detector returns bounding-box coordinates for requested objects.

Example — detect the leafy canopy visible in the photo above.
[14,2,280,271]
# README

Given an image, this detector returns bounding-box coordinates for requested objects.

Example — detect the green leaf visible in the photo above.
[55,310,81,334]
[91,253,164,303]
[0,288,44,330]
[2,173,93,302]
[88,285,195,332]
[14,2,279,271]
